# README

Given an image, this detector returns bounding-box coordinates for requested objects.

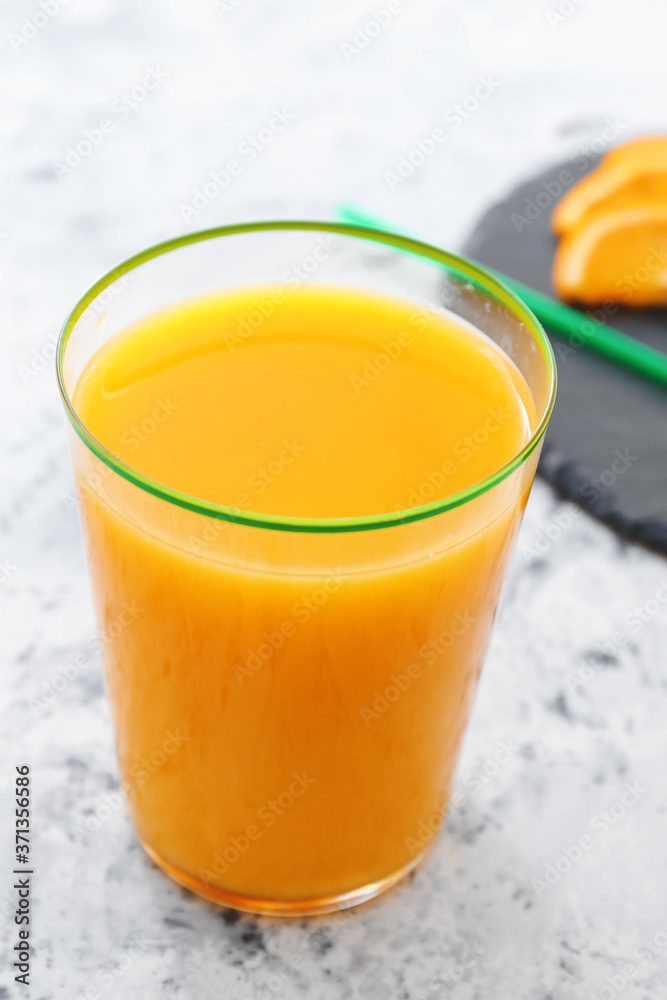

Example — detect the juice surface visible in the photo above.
[74,286,533,517]
[72,285,537,908]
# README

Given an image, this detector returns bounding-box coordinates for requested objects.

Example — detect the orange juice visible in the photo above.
[71,285,537,911]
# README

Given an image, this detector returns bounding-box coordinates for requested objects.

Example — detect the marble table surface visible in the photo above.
[1,0,667,996]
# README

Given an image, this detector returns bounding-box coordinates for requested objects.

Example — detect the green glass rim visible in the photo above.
[56,220,557,535]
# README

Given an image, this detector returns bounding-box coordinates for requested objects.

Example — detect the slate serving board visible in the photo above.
[462,159,667,555]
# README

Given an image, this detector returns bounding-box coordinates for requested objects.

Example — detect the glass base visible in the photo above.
[141,839,430,916]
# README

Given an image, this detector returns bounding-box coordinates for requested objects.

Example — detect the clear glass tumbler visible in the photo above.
[57,222,556,915]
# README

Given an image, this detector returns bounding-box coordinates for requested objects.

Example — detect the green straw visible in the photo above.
[337,204,667,390]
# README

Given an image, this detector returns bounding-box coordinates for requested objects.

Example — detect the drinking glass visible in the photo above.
[57,222,556,915]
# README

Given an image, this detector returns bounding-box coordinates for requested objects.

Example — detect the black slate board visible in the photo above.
[463,159,667,555]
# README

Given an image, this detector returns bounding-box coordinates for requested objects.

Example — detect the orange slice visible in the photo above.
[553,205,667,306]
[604,135,667,169]
[552,136,667,235]
[554,170,667,236]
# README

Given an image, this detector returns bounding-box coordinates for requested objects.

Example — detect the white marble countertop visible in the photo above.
[2,1,667,996]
